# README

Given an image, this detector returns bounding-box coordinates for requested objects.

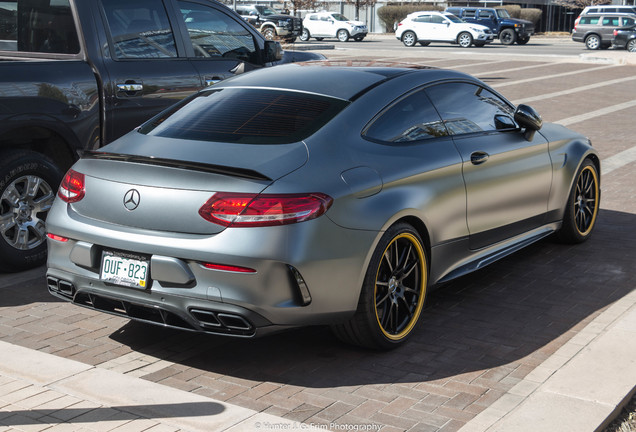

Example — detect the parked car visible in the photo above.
[572,13,636,49]
[445,7,534,45]
[300,11,368,42]
[612,25,636,51]
[235,4,302,42]
[0,0,322,273]
[46,61,600,349]
[396,11,494,48]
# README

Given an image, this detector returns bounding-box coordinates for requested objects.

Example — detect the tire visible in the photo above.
[585,34,601,50]
[628,39,636,52]
[337,29,349,42]
[500,28,516,45]
[300,28,310,42]
[331,223,428,349]
[315,37,324,41]
[517,36,530,45]
[473,42,485,47]
[402,31,417,47]
[457,31,473,48]
[419,41,430,46]
[555,160,600,244]
[262,27,276,40]
[0,150,64,272]
[354,36,364,42]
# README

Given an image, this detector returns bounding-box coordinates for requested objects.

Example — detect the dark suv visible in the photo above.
[236,5,302,42]
[445,7,534,45]
[572,14,636,49]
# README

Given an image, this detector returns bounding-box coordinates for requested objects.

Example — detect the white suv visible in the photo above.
[301,12,368,42]
[396,11,494,48]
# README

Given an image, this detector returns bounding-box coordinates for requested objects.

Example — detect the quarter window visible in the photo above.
[0,0,79,54]
[364,90,448,143]
[179,1,257,62]
[425,82,516,135]
[102,0,177,59]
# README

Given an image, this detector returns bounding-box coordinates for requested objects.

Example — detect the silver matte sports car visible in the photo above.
[46,61,600,349]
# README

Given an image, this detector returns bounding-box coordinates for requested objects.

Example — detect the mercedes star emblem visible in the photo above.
[123,189,140,211]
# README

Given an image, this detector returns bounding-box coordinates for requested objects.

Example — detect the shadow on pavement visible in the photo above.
[108,208,635,388]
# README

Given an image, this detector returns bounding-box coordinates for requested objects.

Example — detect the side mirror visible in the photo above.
[264,40,283,62]
[514,104,542,140]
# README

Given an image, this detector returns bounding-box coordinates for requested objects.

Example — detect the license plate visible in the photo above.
[100,251,149,289]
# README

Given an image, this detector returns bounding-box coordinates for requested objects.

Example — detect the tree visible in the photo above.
[554,0,610,9]
[346,0,377,21]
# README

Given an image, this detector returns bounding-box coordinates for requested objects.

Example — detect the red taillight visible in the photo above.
[58,169,85,203]
[614,29,618,36]
[46,233,69,242]
[198,192,333,227]
[200,262,256,273]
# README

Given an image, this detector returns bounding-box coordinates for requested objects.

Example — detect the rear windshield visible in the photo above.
[139,88,349,144]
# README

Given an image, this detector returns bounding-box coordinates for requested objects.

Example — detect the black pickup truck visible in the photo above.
[0,0,321,272]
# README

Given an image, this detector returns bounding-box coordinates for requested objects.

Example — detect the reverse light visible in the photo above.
[198,192,333,227]
[46,233,69,242]
[58,169,85,203]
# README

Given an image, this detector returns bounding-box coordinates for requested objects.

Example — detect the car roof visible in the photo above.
[213,61,475,101]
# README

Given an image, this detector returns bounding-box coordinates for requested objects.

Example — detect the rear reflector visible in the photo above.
[200,262,256,273]
[198,192,333,227]
[58,169,85,203]
[46,233,69,242]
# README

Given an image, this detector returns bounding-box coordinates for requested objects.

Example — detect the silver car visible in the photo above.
[46,62,600,349]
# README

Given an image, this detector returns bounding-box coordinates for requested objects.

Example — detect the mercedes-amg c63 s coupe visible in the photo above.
[46,62,600,349]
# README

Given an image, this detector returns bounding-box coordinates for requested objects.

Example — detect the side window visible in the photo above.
[414,15,431,23]
[602,17,619,26]
[425,82,516,135]
[623,17,636,26]
[480,11,494,19]
[430,15,445,24]
[101,0,177,59]
[179,1,257,62]
[464,10,476,18]
[0,0,79,54]
[364,90,448,143]
[309,15,318,20]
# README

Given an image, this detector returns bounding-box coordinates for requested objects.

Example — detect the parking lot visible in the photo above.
[1,40,635,431]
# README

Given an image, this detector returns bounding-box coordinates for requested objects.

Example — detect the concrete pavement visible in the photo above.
[1,286,634,431]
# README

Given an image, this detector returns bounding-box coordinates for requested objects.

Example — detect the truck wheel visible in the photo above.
[628,39,636,52]
[517,36,530,45]
[500,28,516,45]
[402,31,417,47]
[457,31,473,48]
[300,28,310,41]
[0,150,63,272]
[585,34,601,50]
[337,29,350,42]
[262,27,276,40]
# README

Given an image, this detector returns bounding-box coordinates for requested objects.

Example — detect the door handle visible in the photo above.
[470,151,490,165]
[205,78,223,86]
[117,83,143,92]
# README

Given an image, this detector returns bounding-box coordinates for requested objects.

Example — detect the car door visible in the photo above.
[97,0,201,143]
[425,82,553,250]
[601,15,620,43]
[475,10,497,33]
[429,14,452,41]
[412,14,433,40]
[175,0,264,87]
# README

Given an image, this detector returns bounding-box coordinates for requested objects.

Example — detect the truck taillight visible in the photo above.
[58,169,85,203]
[199,192,333,227]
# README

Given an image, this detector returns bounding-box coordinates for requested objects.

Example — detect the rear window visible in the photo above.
[139,88,349,144]
[0,0,79,54]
